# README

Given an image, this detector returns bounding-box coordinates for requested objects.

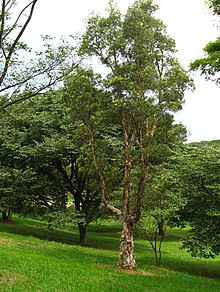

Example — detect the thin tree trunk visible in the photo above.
[118,220,135,269]
[158,219,164,236]
[78,222,87,245]
[158,227,164,236]
[7,210,12,220]
[2,211,7,220]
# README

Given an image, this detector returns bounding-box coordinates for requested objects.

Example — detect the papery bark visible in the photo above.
[118,220,135,269]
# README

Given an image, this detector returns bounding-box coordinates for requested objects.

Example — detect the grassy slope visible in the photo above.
[0,216,219,291]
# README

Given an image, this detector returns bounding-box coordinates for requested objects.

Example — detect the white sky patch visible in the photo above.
[21,0,219,142]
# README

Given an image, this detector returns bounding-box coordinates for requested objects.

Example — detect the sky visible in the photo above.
[22,0,219,143]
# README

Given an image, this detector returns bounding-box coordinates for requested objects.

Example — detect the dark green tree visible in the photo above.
[171,142,220,258]
[0,89,105,244]
[0,92,68,218]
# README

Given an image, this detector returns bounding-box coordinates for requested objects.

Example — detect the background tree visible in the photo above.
[79,0,192,268]
[0,88,106,244]
[0,92,68,219]
[138,119,187,266]
[171,141,220,258]
[142,167,181,266]
[63,67,120,243]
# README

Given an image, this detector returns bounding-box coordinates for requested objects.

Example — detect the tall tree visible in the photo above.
[78,0,192,268]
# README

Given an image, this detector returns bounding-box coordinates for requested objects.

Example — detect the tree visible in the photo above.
[78,0,191,268]
[0,0,77,108]
[190,0,220,84]
[140,161,186,266]
[63,67,117,243]
[0,89,105,244]
[171,142,220,258]
[136,118,187,266]
[0,93,68,219]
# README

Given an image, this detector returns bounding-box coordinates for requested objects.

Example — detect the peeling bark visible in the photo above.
[118,220,135,269]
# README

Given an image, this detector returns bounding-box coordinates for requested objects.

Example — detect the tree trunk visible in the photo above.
[8,210,12,220]
[78,222,87,245]
[2,212,7,220]
[158,227,164,236]
[158,220,164,236]
[118,220,135,269]
[2,210,12,221]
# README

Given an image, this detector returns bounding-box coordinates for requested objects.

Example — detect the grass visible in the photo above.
[0,216,220,291]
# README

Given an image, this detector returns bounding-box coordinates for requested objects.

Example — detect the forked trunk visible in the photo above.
[118,220,135,269]
[78,222,87,245]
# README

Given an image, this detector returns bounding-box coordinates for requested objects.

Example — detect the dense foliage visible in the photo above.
[171,142,220,258]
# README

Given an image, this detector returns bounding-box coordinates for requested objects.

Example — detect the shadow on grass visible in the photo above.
[166,257,220,279]
[136,239,220,279]
[0,219,79,245]
[0,218,121,252]
[1,218,220,280]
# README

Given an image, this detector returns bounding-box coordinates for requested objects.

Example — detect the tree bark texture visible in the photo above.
[118,220,135,269]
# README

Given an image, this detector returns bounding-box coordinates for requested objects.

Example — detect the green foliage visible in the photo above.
[78,0,191,207]
[46,204,107,231]
[138,158,187,266]
[171,142,220,258]
[63,67,124,206]
[190,38,220,84]
[206,0,220,15]
[0,92,72,215]
[190,1,220,84]
[0,84,108,243]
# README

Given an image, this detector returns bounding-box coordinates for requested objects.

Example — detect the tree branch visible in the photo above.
[0,0,38,86]
[0,0,6,48]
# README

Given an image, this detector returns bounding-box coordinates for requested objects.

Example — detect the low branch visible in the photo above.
[87,124,122,217]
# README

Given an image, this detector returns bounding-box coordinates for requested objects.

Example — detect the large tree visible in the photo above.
[78,0,191,268]
[0,89,105,244]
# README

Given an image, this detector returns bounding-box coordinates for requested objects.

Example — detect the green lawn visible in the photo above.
[0,216,219,291]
